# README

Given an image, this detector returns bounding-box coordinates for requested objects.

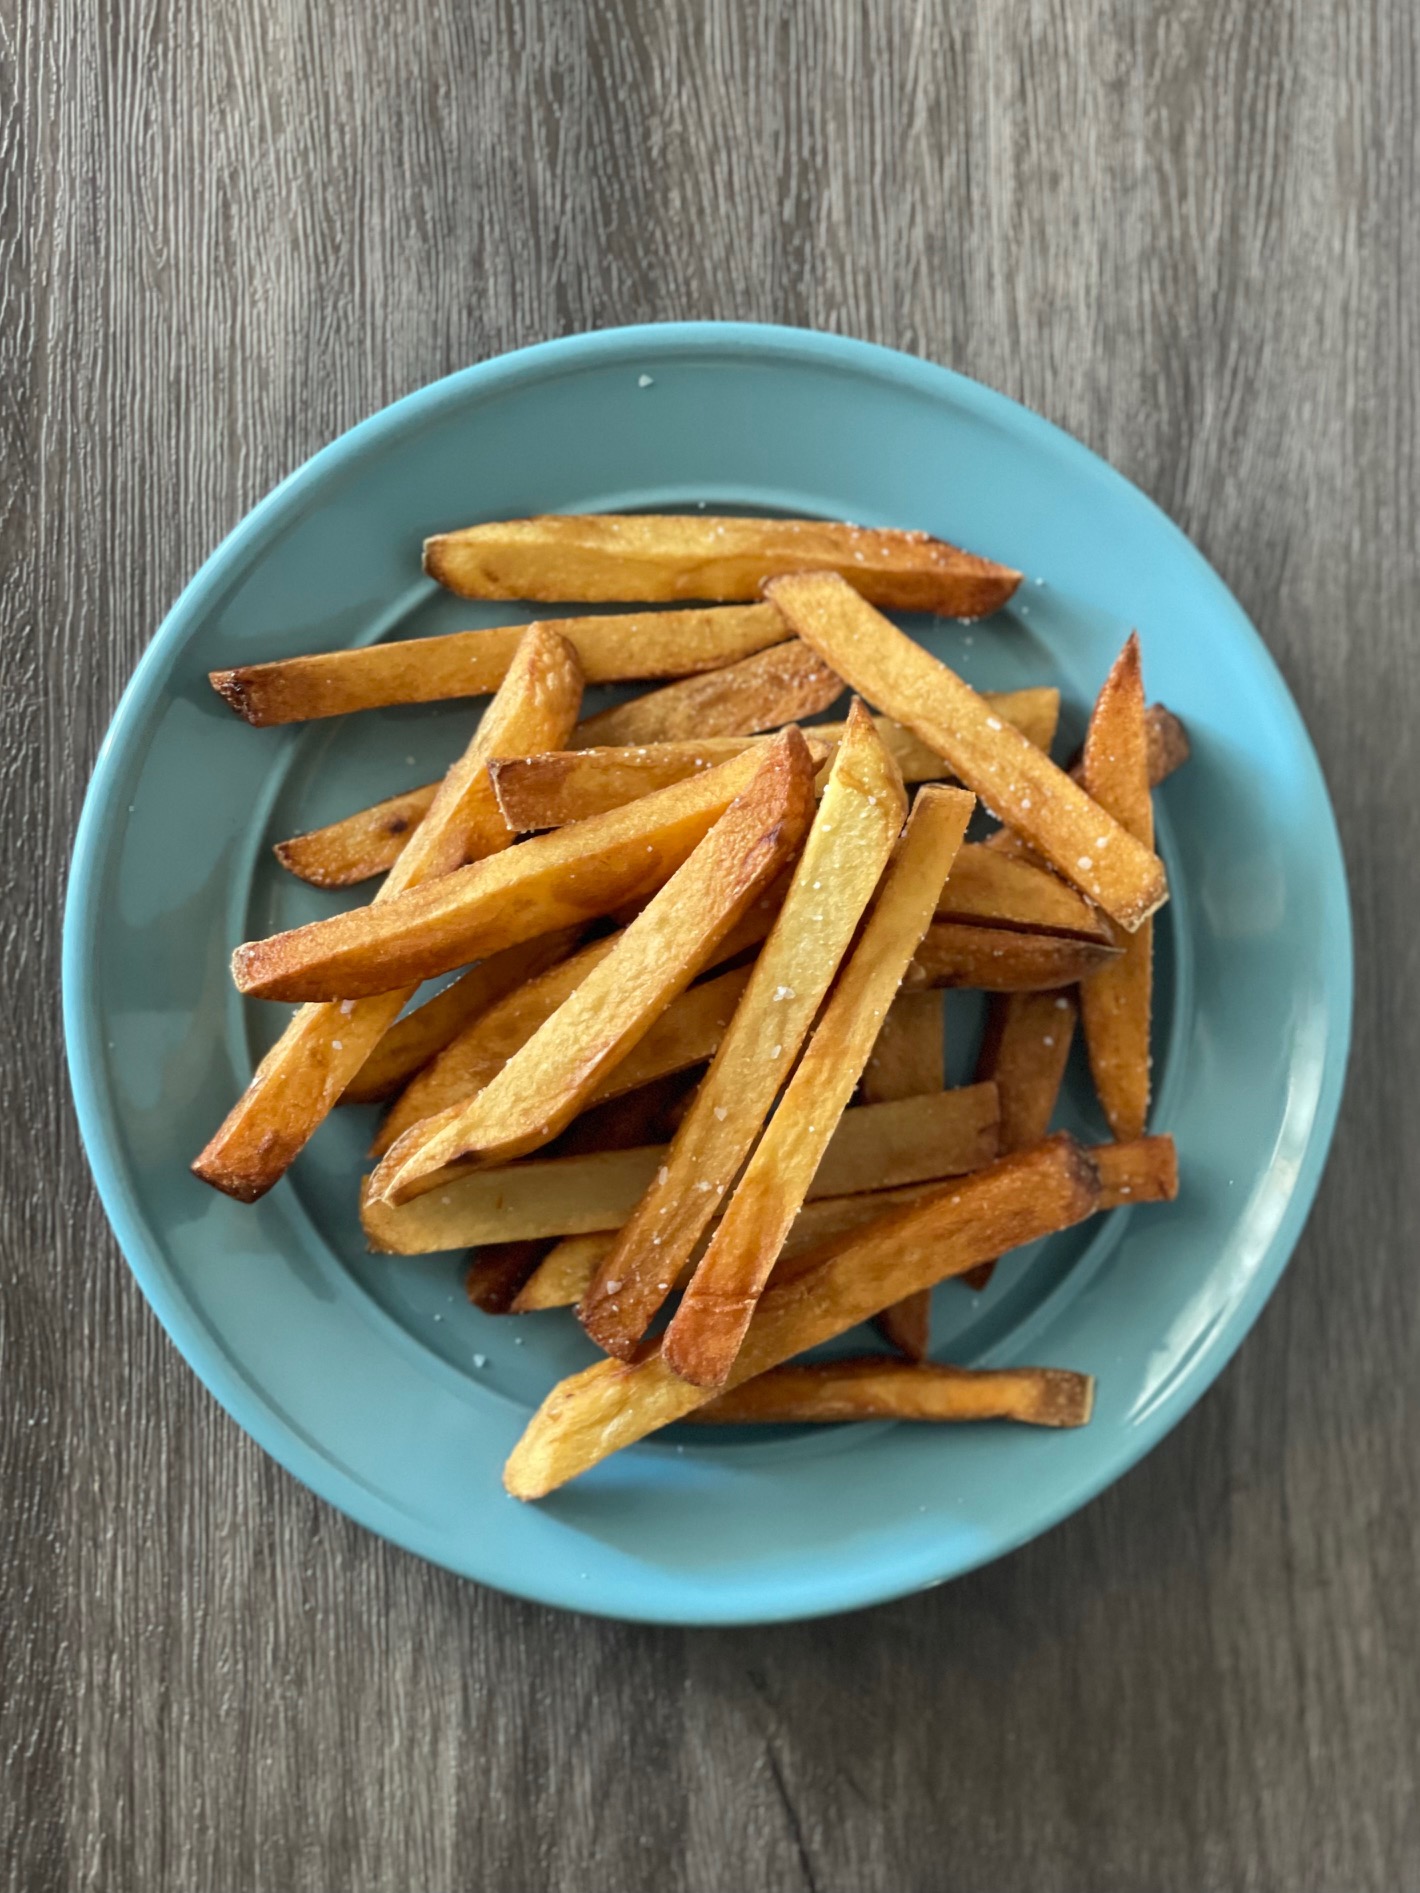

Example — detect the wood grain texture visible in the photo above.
[2,0,1416,1887]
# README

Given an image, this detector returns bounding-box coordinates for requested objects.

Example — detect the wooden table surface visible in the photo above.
[5,2,1416,1888]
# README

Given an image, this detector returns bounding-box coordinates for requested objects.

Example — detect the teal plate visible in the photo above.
[64,324,1351,1624]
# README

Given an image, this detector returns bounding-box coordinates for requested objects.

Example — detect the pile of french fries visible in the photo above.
[198,514,1186,1499]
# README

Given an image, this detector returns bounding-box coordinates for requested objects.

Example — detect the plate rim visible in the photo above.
[62,320,1353,1623]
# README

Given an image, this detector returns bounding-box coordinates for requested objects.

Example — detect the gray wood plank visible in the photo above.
[2,0,1415,1887]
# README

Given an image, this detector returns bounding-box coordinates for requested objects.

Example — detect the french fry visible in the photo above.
[372,733,817,1195]
[424,514,1021,617]
[815,690,1059,774]
[341,930,583,1104]
[232,743,776,1003]
[374,934,615,1156]
[982,702,1190,867]
[504,1137,1101,1498]
[490,733,831,832]
[860,990,946,1107]
[960,989,1079,1291]
[464,1241,550,1313]
[573,967,749,1104]
[509,1131,1168,1313]
[192,625,583,1200]
[510,1181,950,1313]
[490,696,1053,835]
[210,605,789,726]
[374,961,753,1191]
[861,988,946,1359]
[579,703,909,1359]
[363,1087,999,1254]
[512,1233,623,1309]
[1076,700,1191,791]
[936,845,1111,941]
[573,640,843,748]
[909,922,1119,992]
[664,786,974,1388]
[767,1181,948,1266]
[689,1359,1094,1428]
[275,691,1052,888]
[364,1147,665,1251]
[513,1231,639,1311]
[766,572,1167,931]
[753,1086,1003,1197]
[1079,636,1155,1139]
[275,782,440,888]
[978,990,1079,1151]
[370,882,785,1158]
[491,738,775,830]
[1094,1134,1178,1208]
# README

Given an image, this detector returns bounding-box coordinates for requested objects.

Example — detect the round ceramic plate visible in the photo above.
[64,324,1351,1624]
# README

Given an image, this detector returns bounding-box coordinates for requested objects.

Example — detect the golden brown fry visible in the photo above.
[370,882,784,1158]
[1094,1134,1178,1208]
[232,744,773,1003]
[579,704,908,1359]
[511,1233,624,1310]
[492,694,1059,834]
[961,989,1079,1291]
[193,625,583,1200]
[424,514,1021,617]
[982,702,1190,868]
[978,990,1079,1150]
[372,733,816,1195]
[489,734,831,832]
[374,935,616,1156]
[274,782,440,888]
[364,1147,665,1252]
[936,844,1111,940]
[616,1139,1150,1302]
[860,990,945,1107]
[766,572,1167,930]
[1073,702,1192,790]
[665,786,974,1389]
[510,1181,949,1313]
[376,978,727,1193]
[274,692,1055,888]
[576,967,748,1102]
[861,988,946,1359]
[276,746,816,901]
[574,640,843,747]
[770,1182,948,1266]
[363,1088,999,1254]
[504,1137,1101,1498]
[465,1241,551,1313]
[1079,636,1155,1140]
[909,922,1119,992]
[689,1358,1095,1428]
[492,739,768,828]
[808,687,1059,777]
[342,931,583,1104]
[211,605,789,726]
[784,1089,1005,1198]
